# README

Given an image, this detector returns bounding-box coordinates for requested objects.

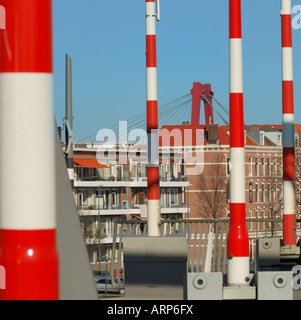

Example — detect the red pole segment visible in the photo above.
[281,0,296,246]
[0,0,59,299]
[227,0,250,287]
[146,0,161,236]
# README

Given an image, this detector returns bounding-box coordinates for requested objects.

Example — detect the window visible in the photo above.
[105,218,112,235]
[261,158,265,176]
[273,184,277,201]
[112,189,118,206]
[141,163,147,178]
[131,163,137,178]
[267,158,271,176]
[279,158,283,176]
[226,157,230,175]
[273,158,277,176]
[181,159,185,176]
[249,157,252,176]
[249,182,253,203]
[96,189,109,209]
[83,167,90,178]
[249,210,253,231]
[280,184,283,201]
[170,162,174,177]
[83,189,93,208]
[255,158,259,176]
[115,165,123,181]
[267,210,271,230]
[96,278,112,285]
[262,210,266,230]
[255,210,259,230]
[78,190,83,208]
[170,189,178,205]
[99,245,109,262]
[255,184,259,203]
[95,189,104,209]
[267,184,271,202]
[226,183,230,203]
[181,187,186,204]
[160,189,166,207]
[159,163,165,179]
[138,163,143,178]
[167,189,178,206]
[136,192,145,205]
[261,184,265,203]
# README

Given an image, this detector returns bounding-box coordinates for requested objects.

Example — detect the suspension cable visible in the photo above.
[76,94,192,142]
[202,95,229,126]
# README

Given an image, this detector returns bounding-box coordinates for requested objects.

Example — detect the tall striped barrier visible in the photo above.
[146,0,161,236]
[227,0,250,287]
[281,0,296,246]
[0,0,59,299]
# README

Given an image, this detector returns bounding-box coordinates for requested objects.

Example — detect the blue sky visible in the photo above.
[52,0,301,142]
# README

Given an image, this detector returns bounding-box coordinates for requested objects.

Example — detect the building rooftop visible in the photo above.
[159,124,301,148]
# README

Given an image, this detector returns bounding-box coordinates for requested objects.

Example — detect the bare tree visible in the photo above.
[195,155,229,271]
[80,215,106,269]
[263,155,283,238]
[196,154,228,219]
[265,182,282,238]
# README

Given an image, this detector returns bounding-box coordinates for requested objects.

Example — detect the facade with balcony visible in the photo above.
[71,142,190,267]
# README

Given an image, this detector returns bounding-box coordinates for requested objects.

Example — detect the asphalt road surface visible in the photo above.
[98,293,125,300]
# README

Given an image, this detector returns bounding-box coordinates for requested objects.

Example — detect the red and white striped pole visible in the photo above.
[0,0,59,299]
[281,0,296,246]
[227,0,250,286]
[146,0,161,236]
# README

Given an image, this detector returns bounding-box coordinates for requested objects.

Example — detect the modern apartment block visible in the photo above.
[72,141,190,267]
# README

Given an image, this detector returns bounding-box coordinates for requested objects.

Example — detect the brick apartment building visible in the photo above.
[160,122,301,235]
[161,124,301,218]
[159,122,301,263]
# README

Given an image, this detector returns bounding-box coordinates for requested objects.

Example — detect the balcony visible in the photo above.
[73,163,190,188]
[74,174,190,188]
[78,203,189,217]
[78,204,141,216]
